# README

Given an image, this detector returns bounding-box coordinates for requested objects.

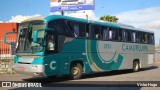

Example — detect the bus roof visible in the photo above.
[22,15,154,33]
[21,16,44,23]
[44,15,154,33]
[44,15,121,28]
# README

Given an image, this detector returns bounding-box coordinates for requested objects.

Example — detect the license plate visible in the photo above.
[19,67,25,71]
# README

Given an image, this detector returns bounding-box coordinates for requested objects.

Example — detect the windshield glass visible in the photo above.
[15,20,46,53]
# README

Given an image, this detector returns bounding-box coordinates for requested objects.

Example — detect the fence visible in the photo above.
[0,38,16,74]
[0,38,16,60]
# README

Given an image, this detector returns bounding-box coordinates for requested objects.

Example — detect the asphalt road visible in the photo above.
[0,64,160,90]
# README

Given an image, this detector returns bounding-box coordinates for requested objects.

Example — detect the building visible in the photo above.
[0,23,19,59]
[0,23,18,39]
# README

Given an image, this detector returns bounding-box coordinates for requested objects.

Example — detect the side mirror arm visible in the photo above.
[4,32,17,44]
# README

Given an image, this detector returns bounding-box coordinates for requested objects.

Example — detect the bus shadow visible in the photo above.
[82,65,159,79]
[140,65,159,71]
[23,76,69,83]
[23,66,159,83]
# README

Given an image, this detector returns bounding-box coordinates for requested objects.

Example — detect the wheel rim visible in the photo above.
[134,62,139,71]
[72,67,80,76]
[135,64,138,70]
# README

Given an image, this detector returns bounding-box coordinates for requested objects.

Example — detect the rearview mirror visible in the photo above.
[4,32,17,44]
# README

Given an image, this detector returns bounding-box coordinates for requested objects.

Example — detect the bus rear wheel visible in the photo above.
[133,61,140,72]
[70,63,83,80]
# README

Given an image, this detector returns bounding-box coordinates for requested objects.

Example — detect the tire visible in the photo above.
[70,63,83,80]
[133,61,140,72]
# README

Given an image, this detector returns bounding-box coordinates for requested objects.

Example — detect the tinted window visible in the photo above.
[101,27,109,40]
[142,33,148,44]
[79,23,86,37]
[148,33,155,44]
[68,21,86,37]
[89,25,101,39]
[118,29,123,41]
[131,31,136,43]
[122,30,131,42]
[85,24,89,38]
[48,20,64,34]
[108,28,118,41]
[113,28,119,41]
[108,27,113,40]
[122,29,126,41]
[136,32,142,43]
[48,20,73,37]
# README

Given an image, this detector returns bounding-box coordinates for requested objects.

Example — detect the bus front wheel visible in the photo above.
[70,63,83,80]
[133,61,140,72]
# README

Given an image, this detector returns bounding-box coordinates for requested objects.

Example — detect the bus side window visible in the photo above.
[118,29,123,41]
[95,26,101,39]
[102,27,109,40]
[142,33,148,43]
[89,25,94,39]
[70,22,80,37]
[127,30,131,42]
[122,30,126,41]
[123,30,131,42]
[48,20,64,35]
[152,34,154,45]
[108,28,118,41]
[131,31,136,43]
[68,21,86,38]
[108,27,113,40]
[113,28,118,41]
[136,32,142,43]
[66,21,77,37]
[85,24,89,38]
[78,22,86,37]
[88,25,100,39]
[148,33,154,44]
[74,23,79,37]
[48,19,73,37]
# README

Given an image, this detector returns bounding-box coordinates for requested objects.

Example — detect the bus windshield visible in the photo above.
[15,20,46,53]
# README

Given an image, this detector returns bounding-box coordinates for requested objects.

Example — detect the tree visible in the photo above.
[99,15,119,23]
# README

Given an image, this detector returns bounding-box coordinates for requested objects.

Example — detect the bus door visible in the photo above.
[44,30,58,76]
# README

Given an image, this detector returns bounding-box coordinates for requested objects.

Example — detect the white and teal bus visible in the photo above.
[4,15,155,79]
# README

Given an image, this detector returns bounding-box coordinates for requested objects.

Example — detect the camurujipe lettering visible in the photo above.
[122,44,148,52]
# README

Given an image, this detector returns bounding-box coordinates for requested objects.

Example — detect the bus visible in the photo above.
[4,15,155,79]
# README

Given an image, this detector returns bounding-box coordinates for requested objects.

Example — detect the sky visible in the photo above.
[0,0,160,45]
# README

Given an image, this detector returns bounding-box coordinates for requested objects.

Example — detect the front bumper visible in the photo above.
[14,63,46,77]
